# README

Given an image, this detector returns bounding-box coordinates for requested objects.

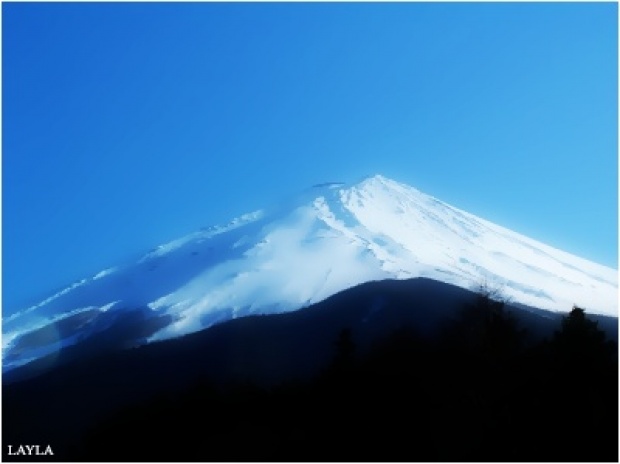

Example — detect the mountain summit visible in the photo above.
[3,174,617,372]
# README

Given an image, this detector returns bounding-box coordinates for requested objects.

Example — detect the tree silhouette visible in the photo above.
[444,283,525,361]
[552,306,614,369]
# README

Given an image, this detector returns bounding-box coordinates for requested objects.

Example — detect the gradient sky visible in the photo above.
[3,2,618,315]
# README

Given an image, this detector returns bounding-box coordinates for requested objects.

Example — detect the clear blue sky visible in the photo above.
[3,2,617,315]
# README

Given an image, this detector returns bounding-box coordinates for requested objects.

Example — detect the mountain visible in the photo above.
[3,278,617,461]
[2,174,617,374]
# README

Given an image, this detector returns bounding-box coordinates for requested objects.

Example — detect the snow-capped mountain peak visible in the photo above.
[3,174,617,372]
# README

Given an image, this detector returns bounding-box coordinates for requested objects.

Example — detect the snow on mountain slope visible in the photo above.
[2,175,617,371]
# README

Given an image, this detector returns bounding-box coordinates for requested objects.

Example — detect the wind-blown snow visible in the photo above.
[93,267,117,280]
[3,174,617,372]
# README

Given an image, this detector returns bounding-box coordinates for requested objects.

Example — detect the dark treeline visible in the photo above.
[70,293,618,462]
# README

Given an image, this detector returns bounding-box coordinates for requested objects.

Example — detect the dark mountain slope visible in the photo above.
[3,277,617,461]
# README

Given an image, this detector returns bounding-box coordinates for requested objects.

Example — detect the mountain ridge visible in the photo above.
[3,174,617,372]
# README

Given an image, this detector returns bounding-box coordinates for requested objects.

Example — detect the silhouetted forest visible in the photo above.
[75,300,617,461]
[3,280,618,462]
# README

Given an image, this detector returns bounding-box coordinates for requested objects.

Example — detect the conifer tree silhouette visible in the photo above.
[552,305,615,373]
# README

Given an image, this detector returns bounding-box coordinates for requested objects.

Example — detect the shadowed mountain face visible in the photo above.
[3,278,618,462]
[4,175,617,373]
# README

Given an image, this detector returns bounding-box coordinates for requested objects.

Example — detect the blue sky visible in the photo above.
[3,2,617,315]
